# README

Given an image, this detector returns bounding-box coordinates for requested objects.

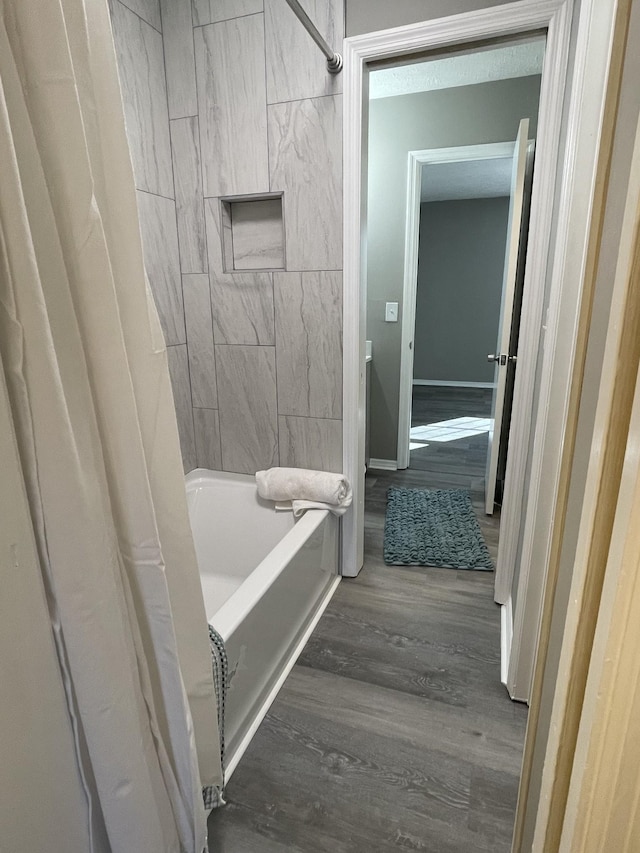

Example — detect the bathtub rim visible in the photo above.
[186,468,336,640]
[186,468,341,782]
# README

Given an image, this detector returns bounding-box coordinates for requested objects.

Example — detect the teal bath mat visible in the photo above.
[383,488,494,570]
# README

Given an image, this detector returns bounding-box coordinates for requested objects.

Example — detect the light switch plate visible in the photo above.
[385,302,399,322]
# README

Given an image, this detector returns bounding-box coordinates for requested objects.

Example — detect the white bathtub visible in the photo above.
[185,469,340,779]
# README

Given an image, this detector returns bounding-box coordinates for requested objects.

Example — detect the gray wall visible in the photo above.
[367,74,541,460]
[346,0,513,36]
[413,197,509,384]
[110,0,344,475]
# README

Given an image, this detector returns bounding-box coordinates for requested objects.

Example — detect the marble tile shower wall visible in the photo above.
[109,0,196,470]
[110,0,344,476]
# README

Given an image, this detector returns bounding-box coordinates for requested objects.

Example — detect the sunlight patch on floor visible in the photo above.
[410,416,492,446]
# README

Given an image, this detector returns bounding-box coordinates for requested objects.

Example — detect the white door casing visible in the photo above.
[341,0,622,815]
[342,0,616,707]
[341,0,584,707]
[343,0,573,591]
[485,118,530,515]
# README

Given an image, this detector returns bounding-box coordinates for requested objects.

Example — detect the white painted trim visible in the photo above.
[501,597,514,689]
[413,380,494,389]
[507,0,619,707]
[493,6,571,607]
[343,0,573,588]
[397,141,516,470]
[533,98,640,852]
[368,458,398,471]
[224,575,341,780]
[341,26,369,578]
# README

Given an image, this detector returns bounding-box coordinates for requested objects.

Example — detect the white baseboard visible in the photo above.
[413,379,494,389]
[368,458,398,471]
[501,597,513,688]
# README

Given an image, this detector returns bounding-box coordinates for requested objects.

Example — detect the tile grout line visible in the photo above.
[193,10,265,29]
[267,91,343,109]
[191,15,222,469]
[136,187,175,203]
[160,0,195,469]
[115,0,162,36]
[262,7,281,468]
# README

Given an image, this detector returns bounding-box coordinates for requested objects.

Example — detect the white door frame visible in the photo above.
[342,0,619,704]
[342,0,574,585]
[397,140,518,471]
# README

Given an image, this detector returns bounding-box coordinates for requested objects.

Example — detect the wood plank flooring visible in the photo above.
[207,387,526,852]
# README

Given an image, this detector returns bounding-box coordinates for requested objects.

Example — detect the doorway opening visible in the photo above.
[343,0,575,713]
[397,136,535,524]
[356,32,545,848]
[363,33,542,675]
[339,0,619,848]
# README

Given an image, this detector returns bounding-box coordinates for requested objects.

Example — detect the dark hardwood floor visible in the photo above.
[208,386,526,853]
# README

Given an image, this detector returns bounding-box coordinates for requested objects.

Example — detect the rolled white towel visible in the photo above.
[274,499,350,517]
[292,499,350,518]
[256,467,352,509]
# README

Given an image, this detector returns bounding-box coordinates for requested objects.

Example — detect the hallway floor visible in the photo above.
[207,387,527,852]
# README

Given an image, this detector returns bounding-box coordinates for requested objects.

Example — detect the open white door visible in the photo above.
[485,118,530,515]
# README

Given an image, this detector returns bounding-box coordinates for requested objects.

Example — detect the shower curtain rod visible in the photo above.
[283,0,343,73]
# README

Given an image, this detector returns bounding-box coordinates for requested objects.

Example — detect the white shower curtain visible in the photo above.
[0,0,221,851]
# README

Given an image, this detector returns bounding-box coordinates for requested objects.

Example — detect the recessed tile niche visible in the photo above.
[220,193,285,272]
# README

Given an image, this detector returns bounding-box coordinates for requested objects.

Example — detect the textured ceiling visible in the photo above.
[421,156,513,202]
[370,38,545,101]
